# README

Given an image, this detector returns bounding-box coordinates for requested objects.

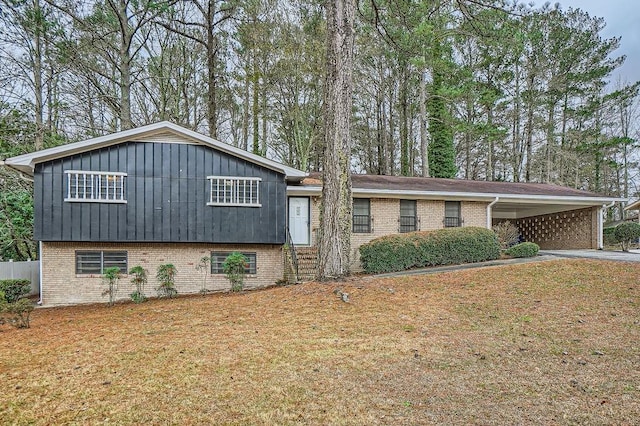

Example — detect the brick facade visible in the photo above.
[41,242,284,306]
[501,207,599,250]
[308,197,489,270]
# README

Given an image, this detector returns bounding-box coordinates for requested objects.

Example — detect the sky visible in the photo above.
[533,0,640,85]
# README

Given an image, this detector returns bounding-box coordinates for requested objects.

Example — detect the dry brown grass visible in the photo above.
[1,259,639,425]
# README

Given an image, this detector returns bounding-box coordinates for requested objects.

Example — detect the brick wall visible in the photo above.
[501,207,599,249]
[41,242,284,306]
[462,201,489,227]
[309,196,489,270]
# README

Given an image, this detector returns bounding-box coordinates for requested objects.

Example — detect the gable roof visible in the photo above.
[288,173,624,206]
[2,121,307,180]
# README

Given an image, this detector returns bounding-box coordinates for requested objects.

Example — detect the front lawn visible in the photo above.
[1,259,639,424]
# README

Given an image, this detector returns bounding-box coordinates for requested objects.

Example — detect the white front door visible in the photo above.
[289,197,310,245]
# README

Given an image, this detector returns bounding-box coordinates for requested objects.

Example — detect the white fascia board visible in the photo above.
[4,121,307,179]
[286,185,625,206]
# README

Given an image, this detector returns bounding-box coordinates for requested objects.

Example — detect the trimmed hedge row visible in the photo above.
[505,242,539,258]
[359,227,501,274]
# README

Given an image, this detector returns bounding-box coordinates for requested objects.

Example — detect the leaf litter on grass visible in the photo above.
[1,259,639,424]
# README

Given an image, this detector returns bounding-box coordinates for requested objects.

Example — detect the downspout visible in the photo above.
[598,201,616,250]
[37,241,43,305]
[487,197,499,229]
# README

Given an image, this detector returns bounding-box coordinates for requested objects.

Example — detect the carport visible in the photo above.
[491,198,614,250]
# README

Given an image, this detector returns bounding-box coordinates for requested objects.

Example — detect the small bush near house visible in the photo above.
[0,284,34,329]
[156,264,178,298]
[359,227,501,274]
[493,221,521,249]
[613,222,640,252]
[129,266,148,304]
[195,256,211,294]
[505,242,540,258]
[0,279,31,304]
[102,267,121,306]
[603,227,617,246]
[223,252,248,292]
[1,298,34,328]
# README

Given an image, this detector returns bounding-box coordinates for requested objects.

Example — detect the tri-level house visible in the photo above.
[3,122,623,306]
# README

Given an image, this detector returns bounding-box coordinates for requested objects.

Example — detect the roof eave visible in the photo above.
[286,185,625,205]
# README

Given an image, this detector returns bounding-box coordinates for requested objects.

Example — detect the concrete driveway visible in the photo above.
[540,249,640,262]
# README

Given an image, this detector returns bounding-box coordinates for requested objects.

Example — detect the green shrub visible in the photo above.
[1,298,34,328]
[156,264,178,298]
[0,279,31,304]
[613,222,640,251]
[102,267,121,306]
[129,266,148,303]
[505,242,539,258]
[603,227,617,246]
[223,252,248,292]
[359,227,501,274]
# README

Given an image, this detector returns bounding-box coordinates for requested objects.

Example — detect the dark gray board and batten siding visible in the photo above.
[34,141,286,244]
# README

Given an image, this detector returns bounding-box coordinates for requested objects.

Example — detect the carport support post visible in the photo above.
[598,201,616,249]
[487,197,499,229]
[598,207,603,249]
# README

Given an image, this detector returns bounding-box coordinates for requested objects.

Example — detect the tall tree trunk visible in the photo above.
[318,0,355,280]
[376,97,383,174]
[524,79,535,182]
[399,62,410,176]
[33,0,44,150]
[114,0,133,130]
[387,85,395,175]
[252,59,260,154]
[511,60,522,182]
[120,43,133,130]
[206,1,218,138]
[261,78,268,156]
[544,103,555,183]
[486,105,494,181]
[419,68,429,177]
[242,70,250,150]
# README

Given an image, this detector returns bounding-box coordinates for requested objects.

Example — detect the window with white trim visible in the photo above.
[65,170,127,203]
[207,176,261,207]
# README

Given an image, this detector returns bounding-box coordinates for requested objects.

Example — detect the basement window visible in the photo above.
[75,250,128,274]
[210,252,257,275]
[65,170,127,203]
[207,176,261,207]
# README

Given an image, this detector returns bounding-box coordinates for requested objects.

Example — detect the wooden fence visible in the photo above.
[0,260,39,295]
